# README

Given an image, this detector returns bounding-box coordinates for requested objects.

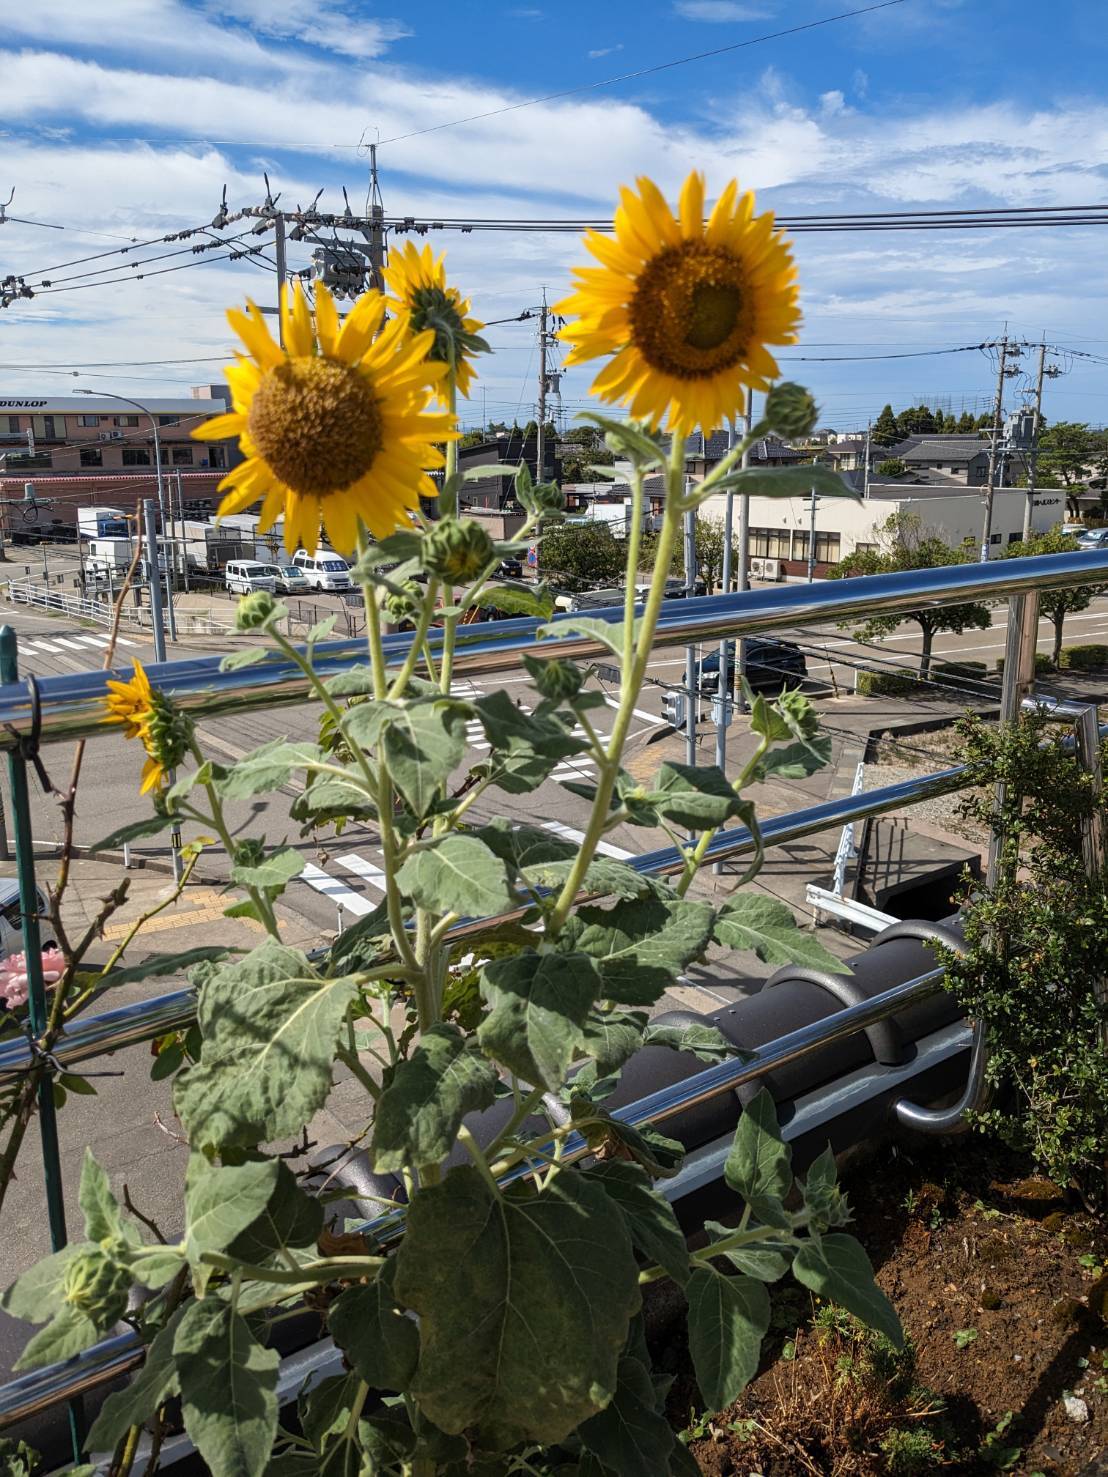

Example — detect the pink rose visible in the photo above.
[0,950,65,1011]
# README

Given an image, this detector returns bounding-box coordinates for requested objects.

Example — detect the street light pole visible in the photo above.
[75,390,177,641]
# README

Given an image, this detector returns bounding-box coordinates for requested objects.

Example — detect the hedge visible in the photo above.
[1059,643,1108,671]
[931,660,990,687]
[855,669,919,697]
[996,653,1054,676]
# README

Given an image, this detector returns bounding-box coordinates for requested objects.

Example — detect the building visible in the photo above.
[699,479,1067,581]
[0,388,240,541]
[457,431,561,511]
[683,430,803,479]
[883,433,1027,488]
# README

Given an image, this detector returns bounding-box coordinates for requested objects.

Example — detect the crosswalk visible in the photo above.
[298,821,635,919]
[16,632,141,659]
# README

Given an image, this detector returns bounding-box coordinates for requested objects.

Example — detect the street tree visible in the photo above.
[876,457,908,478]
[871,403,899,446]
[1037,422,1108,517]
[1003,527,1092,662]
[540,520,626,590]
[956,411,977,432]
[833,512,991,681]
[640,513,728,593]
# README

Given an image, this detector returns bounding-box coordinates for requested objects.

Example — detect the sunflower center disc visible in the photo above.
[631,241,753,379]
[247,357,383,496]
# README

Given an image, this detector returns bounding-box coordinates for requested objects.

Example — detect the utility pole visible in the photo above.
[980,335,1019,561]
[143,500,182,881]
[364,144,386,291]
[274,215,287,344]
[1022,341,1056,541]
[536,288,549,486]
[175,469,191,592]
[863,423,872,499]
[807,489,818,582]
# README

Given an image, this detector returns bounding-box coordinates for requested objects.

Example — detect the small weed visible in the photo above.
[981,1411,1021,1469]
[680,1408,712,1443]
[953,1328,978,1350]
[1078,1252,1104,1273]
[781,1339,796,1361]
[928,1205,943,1231]
[973,1198,1002,1221]
[903,1189,920,1214]
[880,1424,943,1474]
[727,1417,757,1442]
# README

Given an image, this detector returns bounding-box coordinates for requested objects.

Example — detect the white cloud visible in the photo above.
[205,1,412,59]
[673,1,773,20]
[820,90,846,116]
[588,44,624,59]
[852,68,869,98]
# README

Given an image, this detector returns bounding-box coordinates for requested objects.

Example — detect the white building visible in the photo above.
[698,481,1067,579]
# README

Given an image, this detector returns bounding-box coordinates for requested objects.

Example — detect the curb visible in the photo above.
[27,840,222,884]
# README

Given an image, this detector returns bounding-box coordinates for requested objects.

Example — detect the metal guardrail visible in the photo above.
[0,548,1106,1439]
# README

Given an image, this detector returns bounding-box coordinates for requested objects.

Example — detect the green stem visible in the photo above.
[200,1251,384,1284]
[622,467,645,673]
[673,735,770,898]
[188,741,280,937]
[546,434,686,934]
[337,1046,381,1101]
[388,577,441,699]
[638,1222,793,1286]
[484,1085,545,1161]
[457,1124,502,1196]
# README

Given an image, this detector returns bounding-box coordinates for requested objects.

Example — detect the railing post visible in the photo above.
[0,627,84,1457]
[895,590,1040,1135]
[1074,702,1108,1053]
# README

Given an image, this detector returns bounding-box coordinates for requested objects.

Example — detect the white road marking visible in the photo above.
[542,820,632,861]
[298,862,374,917]
[74,635,106,647]
[52,638,87,651]
[336,852,387,895]
[25,640,61,653]
[603,694,659,724]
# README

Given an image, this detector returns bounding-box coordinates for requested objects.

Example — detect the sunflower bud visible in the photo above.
[764,382,819,440]
[382,579,423,626]
[523,654,583,703]
[803,1179,851,1234]
[62,1243,132,1327]
[234,590,280,632]
[531,481,566,518]
[144,694,193,776]
[422,518,495,583]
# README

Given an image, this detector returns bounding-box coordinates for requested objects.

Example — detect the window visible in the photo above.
[1008,531,1022,543]
[7,416,20,433]
[990,532,1001,544]
[122,447,151,466]
[114,414,140,428]
[207,445,228,469]
[853,541,878,555]
[8,451,51,469]
[77,414,100,428]
[171,447,193,466]
[158,414,180,426]
[749,527,790,559]
[79,447,102,468]
[792,531,841,564]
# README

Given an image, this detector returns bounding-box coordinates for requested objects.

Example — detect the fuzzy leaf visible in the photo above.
[686,1265,770,1410]
[95,946,237,990]
[580,1009,648,1075]
[394,1164,641,1449]
[174,940,359,1150]
[712,465,858,499]
[226,1161,323,1265]
[704,1221,789,1283]
[381,703,467,816]
[86,1306,187,1453]
[15,1304,99,1371]
[473,581,554,619]
[78,1149,123,1243]
[541,614,639,660]
[1,1244,85,1324]
[584,1161,690,1287]
[477,950,602,1089]
[791,1234,903,1347]
[229,847,305,891]
[724,1088,792,1216]
[89,814,173,852]
[653,762,753,832]
[213,740,323,800]
[396,835,514,918]
[185,1156,280,1274]
[522,856,654,902]
[329,1270,420,1392]
[758,735,834,780]
[714,894,849,972]
[578,1355,676,1476]
[220,647,269,672]
[373,1023,498,1173]
[642,1020,738,1063]
[560,895,715,1005]
[130,1245,186,1290]
[174,1299,279,1477]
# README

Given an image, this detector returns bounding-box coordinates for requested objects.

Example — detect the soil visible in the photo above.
[667,1137,1108,1475]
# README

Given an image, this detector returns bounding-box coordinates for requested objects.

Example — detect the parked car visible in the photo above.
[292,550,353,591]
[697,638,807,694]
[497,557,523,579]
[1076,528,1108,550]
[0,880,54,956]
[271,563,310,595]
[224,560,278,595]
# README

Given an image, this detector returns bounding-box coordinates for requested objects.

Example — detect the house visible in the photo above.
[683,430,804,479]
[457,432,561,511]
[884,434,1026,488]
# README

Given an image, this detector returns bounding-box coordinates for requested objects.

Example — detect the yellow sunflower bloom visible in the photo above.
[383,241,487,400]
[193,281,457,557]
[105,660,190,795]
[556,171,801,432]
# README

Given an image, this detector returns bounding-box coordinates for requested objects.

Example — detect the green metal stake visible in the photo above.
[0,626,84,1457]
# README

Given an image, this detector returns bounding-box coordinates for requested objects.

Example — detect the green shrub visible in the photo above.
[1059,643,1108,671]
[995,652,1053,676]
[856,669,918,697]
[880,1424,944,1475]
[931,660,989,687]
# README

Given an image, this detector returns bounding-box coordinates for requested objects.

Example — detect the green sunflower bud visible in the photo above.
[803,1180,851,1234]
[144,693,193,775]
[62,1244,132,1327]
[764,382,819,440]
[382,579,423,626]
[422,518,495,583]
[523,654,584,703]
[234,590,280,632]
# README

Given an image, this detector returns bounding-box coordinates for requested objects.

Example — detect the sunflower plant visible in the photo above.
[1,173,894,1477]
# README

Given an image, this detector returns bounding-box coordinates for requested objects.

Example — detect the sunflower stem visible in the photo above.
[442,370,459,517]
[546,432,685,935]
[387,576,440,700]
[355,526,389,700]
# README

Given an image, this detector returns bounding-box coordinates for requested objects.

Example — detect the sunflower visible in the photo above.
[383,241,487,400]
[556,171,801,432]
[192,282,456,557]
[105,660,191,794]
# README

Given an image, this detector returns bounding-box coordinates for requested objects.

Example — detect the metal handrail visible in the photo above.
[0,550,1106,747]
[0,965,946,1427]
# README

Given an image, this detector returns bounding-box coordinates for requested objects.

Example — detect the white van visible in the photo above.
[292,550,353,591]
[0,880,55,958]
[225,560,278,595]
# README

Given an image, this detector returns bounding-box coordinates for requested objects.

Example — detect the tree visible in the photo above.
[1003,527,1092,662]
[561,446,615,484]
[956,411,976,433]
[1037,422,1108,517]
[539,521,626,590]
[642,513,729,593]
[871,403,899,447]
[459,429,486,449]
[876,457,908,478]
[832,512,991,681]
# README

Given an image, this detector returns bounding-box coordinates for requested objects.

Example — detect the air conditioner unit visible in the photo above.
[749,557,765,578]
[97,432,113,442]
[110,431,124,441]
[762,558,781,582]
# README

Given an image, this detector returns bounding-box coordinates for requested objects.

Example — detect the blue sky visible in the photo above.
[2,0,1108,430]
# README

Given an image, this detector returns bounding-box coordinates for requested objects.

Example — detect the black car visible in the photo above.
[697,638,807,694]
[497,557,523,579]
